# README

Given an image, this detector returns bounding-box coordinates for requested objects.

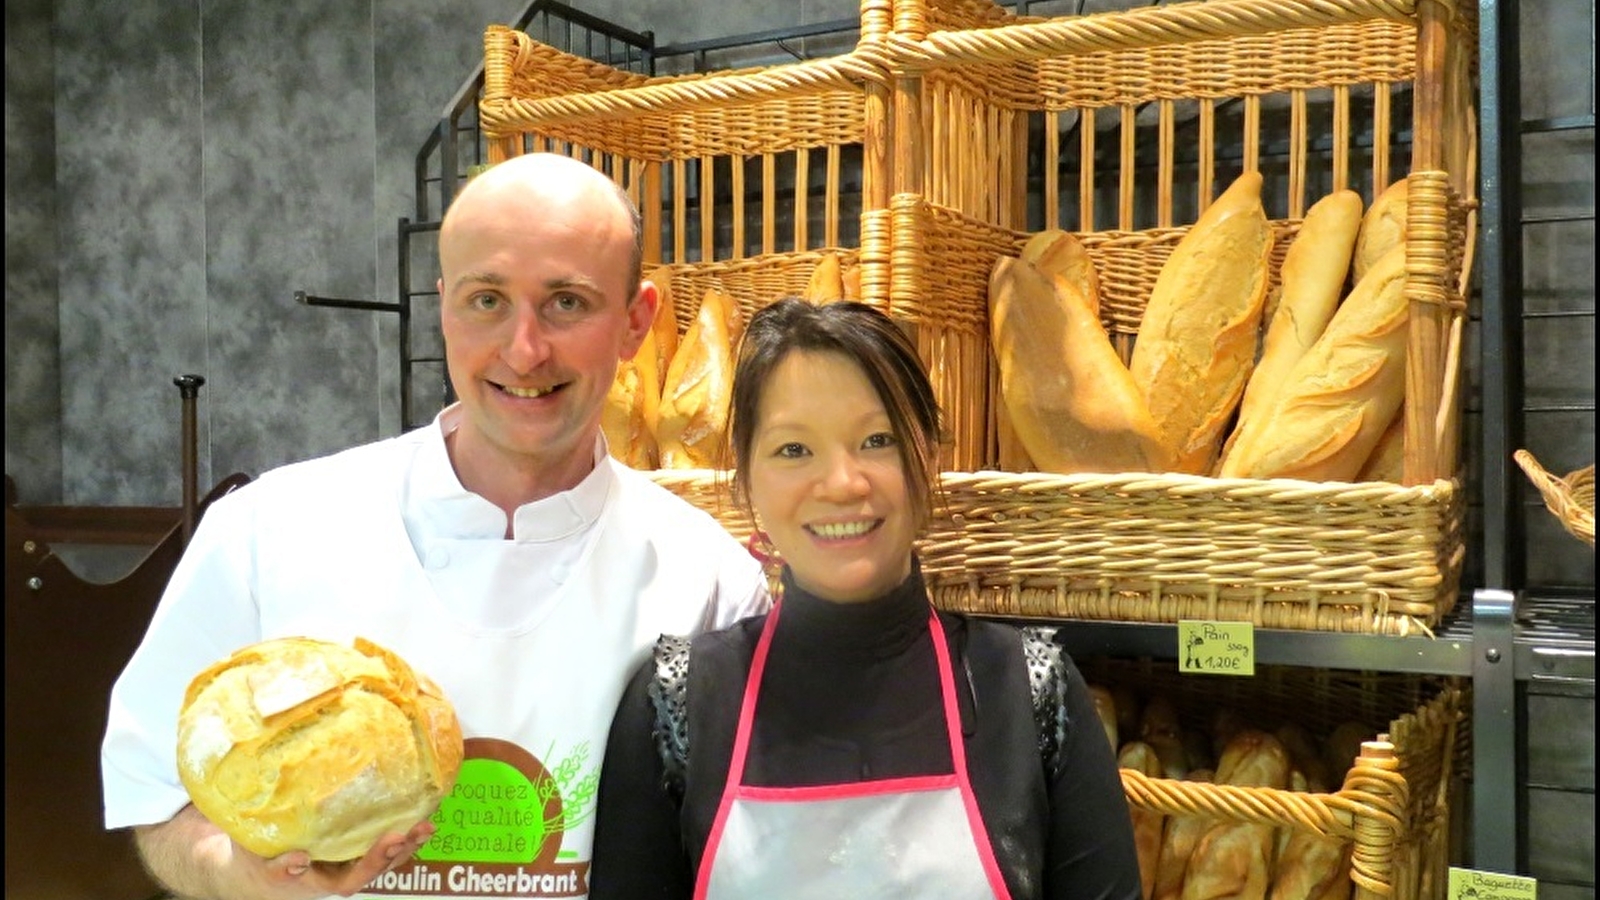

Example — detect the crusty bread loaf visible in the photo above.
[1118,741,1167,900]
[644,265,680,390]
[1218,245,1409,482]
[1153,770,1219,900]
[656,288,739,468]
[1355,407,1405,483]
[1022,228,1102,320]
[989,237,1171,474]
[1353,178,1408,282]
[841,261,863,301]
[602,327,660,469]
[177,636,463,862]
[1129,171,1274,474]
[1233,190,1364,437]
[802,252,846,303]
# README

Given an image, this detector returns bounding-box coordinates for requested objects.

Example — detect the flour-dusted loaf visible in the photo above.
[656,287,739,468]
[1219,244,1410,482]
[1232,190,1364,439]
[989,232,1171,475]
[1129,171,1274,474]
[176,636,464,862]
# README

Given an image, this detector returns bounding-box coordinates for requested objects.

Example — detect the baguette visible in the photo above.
[841,261,863,301]
[1355,407,1405,483]
[644,265,680,390]
[602,328,660,469]
[989,249,1171,474]
[1119,741,1168,900]
[1233,190,1364,437]
[802,252,846,303]
[1218,245,1409,482]
[656,288,739,469]
[1353,179,1408,282]
[1130,171,1274,474]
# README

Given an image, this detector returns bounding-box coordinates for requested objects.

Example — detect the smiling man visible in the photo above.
[101,153,769,900]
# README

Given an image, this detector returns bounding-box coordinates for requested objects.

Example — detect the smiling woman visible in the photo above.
[589,299,1145,900]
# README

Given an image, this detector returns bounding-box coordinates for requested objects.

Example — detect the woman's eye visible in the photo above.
[863,432,898,450]
[775,442,808,459]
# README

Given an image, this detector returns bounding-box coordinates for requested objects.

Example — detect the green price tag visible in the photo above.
[1448,867,1537,900]
[1177,621,1255,675]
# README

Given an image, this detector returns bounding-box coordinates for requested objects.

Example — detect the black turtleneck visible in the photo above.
[746,562,954,785]
[590,560,1143,900]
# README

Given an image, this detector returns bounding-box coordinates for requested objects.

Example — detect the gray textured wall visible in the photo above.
[3,0,844,507]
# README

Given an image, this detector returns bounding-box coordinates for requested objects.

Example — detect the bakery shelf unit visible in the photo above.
[375,0,1592,887]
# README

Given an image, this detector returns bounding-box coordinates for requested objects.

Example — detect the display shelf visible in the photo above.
[1515,592,1598,687]
[1004,587,1599,875]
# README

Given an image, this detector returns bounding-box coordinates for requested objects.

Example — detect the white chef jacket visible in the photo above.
[101,406,768,899]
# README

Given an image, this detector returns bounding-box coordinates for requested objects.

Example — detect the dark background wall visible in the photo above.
[3,0,857,509]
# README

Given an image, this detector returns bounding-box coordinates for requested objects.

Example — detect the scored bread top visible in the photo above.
[176,636,463,862]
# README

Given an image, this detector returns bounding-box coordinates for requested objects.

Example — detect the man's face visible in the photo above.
[437,185,653,481]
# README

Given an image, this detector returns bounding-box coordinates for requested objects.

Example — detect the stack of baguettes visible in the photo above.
[1090,681,1372,900]
[603,253,862,470]
[988,172,1414,483]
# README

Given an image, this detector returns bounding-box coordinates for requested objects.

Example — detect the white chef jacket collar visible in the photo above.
[412,405,613,544]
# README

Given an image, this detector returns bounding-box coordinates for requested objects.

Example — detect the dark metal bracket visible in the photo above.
[295,291,402,314]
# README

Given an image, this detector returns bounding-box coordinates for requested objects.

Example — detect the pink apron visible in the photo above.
[693,602,1013,899]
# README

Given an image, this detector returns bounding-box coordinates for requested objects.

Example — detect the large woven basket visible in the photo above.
[647,468,1463,635]
[1082,659,1464,900]
[478,21,897,326]
[877,0,1478,479]
[1514,450,1596,548]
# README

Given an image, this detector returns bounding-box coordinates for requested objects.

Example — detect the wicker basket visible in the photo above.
[1514,450,1596,548]
[1082,659,1465,900]
[878,0,1478,479]
[648,467,1462,635]
[477,21,897,327]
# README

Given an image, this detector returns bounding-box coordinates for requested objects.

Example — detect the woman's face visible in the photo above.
[747,350,915,603]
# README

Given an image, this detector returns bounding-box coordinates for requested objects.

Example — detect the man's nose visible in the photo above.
[502,306,551,371]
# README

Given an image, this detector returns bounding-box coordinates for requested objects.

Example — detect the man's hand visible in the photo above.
[275,818,438,897]
[136,804,437,900]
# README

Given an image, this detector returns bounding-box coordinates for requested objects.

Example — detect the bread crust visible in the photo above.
[176,636,463,862]
[989,242,1171,475]
[656,288,739,468]
[1129,172,1274,474]
[1219,245,1410,482]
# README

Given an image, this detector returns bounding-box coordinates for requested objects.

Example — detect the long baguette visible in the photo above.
[1352,178,1407,282]
[989,249,1171,474]
[1219,245,1409,482]
[1130,171,1274,474]
[1233,190,1364,433]
[656,288,738,469]
[644,265,680,391]
[601,329,660,469]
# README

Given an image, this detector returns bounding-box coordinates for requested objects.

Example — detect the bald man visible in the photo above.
[102,154,769,900]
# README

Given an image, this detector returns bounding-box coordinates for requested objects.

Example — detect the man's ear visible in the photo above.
[623,280,660,356]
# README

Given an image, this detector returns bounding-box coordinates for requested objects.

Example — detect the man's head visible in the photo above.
[436,153,657,502]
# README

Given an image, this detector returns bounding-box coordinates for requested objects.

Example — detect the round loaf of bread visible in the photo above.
[176,636,464,861]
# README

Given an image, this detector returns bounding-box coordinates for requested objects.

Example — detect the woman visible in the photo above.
[591,299,1141,899]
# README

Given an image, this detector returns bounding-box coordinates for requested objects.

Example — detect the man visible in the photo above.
[102,153,768,900]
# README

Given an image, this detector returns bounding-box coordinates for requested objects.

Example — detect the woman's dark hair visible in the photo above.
[725,298,944,530]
